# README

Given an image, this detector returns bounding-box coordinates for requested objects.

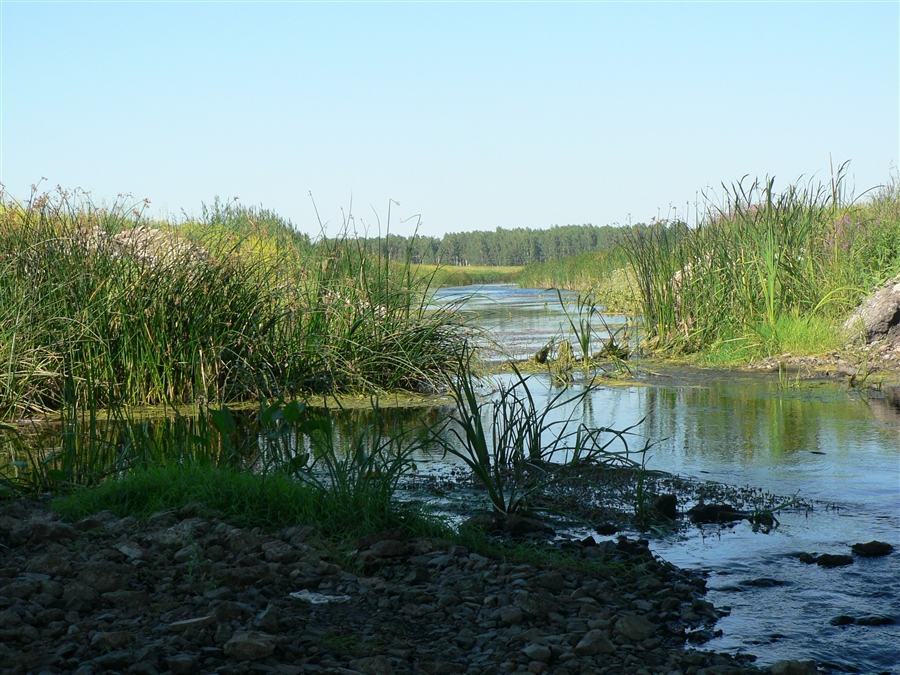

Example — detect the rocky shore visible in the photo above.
[0,499,813,675]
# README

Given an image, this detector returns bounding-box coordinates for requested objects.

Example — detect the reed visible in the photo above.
[437,357,644,515]
[0,187,470,418]
[622,167,900,356]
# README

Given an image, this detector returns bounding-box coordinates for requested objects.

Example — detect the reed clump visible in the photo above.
[0,186,469,418]
[622,167,900,356]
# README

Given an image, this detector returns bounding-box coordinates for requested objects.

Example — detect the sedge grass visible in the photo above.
[0,186,470,418]
[622,167,900,356]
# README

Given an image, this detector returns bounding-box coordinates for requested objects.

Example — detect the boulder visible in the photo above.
[842,275,900,343]
[815,554,854,568]
[851,540,894,557]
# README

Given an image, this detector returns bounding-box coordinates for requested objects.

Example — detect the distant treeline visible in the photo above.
[352,224,641,267]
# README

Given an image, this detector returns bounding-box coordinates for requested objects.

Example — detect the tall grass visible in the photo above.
[0,186,469,418]
[622,168,900,356]
[437,358,646,515]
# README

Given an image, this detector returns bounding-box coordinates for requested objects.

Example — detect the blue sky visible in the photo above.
[2,1,897,238]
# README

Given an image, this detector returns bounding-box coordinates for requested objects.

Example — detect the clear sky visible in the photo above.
[2,1,898,238]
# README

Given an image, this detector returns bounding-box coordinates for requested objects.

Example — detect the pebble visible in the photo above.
[0,499,776,674]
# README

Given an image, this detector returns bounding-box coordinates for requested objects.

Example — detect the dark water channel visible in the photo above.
[430,284,900,675]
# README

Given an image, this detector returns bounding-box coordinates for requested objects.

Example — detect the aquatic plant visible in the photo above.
[438,358,645,515]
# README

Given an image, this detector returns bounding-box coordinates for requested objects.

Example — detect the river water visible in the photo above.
[431,284,900,675]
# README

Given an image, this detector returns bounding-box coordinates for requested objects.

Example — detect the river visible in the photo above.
[430,283,900,675]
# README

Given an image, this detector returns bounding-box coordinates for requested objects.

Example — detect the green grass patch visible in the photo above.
[414,264,523,287]
[51,463,448,542]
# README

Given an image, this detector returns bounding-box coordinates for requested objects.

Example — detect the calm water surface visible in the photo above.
[433,284,900,675]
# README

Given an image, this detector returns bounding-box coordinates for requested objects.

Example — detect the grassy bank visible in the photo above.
[515,169,900,363]
[624,168,900,360]
[516,248,640,314]
[413,263,523,288]
[0,187,470,418]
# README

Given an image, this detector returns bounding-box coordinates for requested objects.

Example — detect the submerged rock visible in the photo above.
[815,554,854,568]
[687,503,748,524]
[851,540,894,557]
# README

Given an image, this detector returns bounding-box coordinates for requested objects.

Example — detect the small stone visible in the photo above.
[574,629,616,655]
[167,615,216,632]
[614,614,656,641]
[349,655,394,675]
[370,539,409,558]
[165,654,198,675]
[223,630,275,660]
[815,554,854,568]
[769,659,819,675]
[94,650,133,670]
[499,606,523,626]
[522,644,552,663]
[851,540,894,557]
[252,605,280,633]
[90,631,135,650]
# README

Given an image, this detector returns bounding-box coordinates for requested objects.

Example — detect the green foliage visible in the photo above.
[622,167,900,356]
[0,186,470,418]
[437,359,645,515]
[355,224,628,267]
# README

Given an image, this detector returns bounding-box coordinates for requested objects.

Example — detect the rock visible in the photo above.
[223,630,275,660]
[79,561,132,593]
[687,503,747,524]
[25,552,71,577]
[95,649,134,670]
[842,274,900,343]
[90,631,135,650]
[355,528,404,550]
[499,606,523,626]
[349,655,394,675]
[770,659,819,675]
[815,554,854,568]
[654,493,678,520]
[798,553,817,564]
[165,654,198,675]
[614,614,656,641]
[369,539,409,558]
[167,615,216,632]
[829,615,855,626]
[851,540,894,557]
[513,591,559,619]
[252,604,280,632]
[574,629,616,655]
[856,615,895,626]
[522,643,552,663]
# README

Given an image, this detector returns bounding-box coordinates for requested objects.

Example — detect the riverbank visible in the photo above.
[1,496,802,675]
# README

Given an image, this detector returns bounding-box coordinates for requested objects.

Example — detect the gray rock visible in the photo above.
[252,604,280,633]
[522,643,552,663]
[167,615,216,632]
[349,655,394,674]
[90,631,135,650]
[574,629,616,655]
[843,275,900,343]
[770,660,819,675]
[614,614,656,641]
[223,630,275,660]
[370,539,409,558]
[165,654,198,675]
[79,561,132,593]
